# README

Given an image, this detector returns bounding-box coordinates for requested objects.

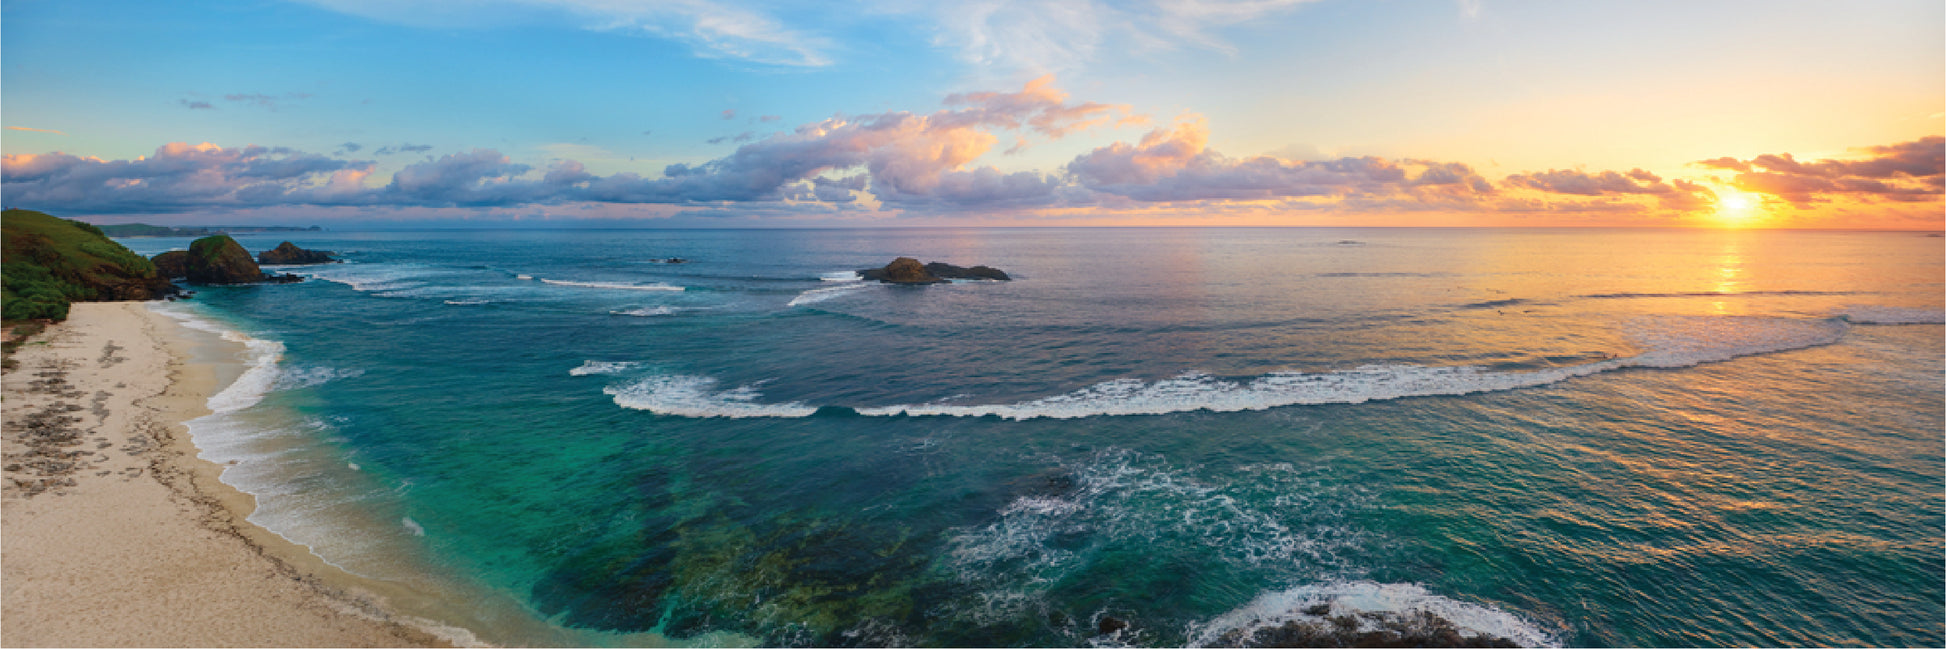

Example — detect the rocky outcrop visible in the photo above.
[858,257,1011,284]
[186,235,290,285]
[150,251,188,279]
[257,241,337,265]
[858,257,945,284]
[924,262,1010,281]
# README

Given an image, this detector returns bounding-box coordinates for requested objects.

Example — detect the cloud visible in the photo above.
[2,143,371,213]
[5,126,66,135]
[375,143,435,155]
[179,99,215,110]
[1502,167,1715,210]
[300,0,832,67]
[759,115,782,122]
[721,109,737,120]
[1707,137,1943,206]
[1065,115,1493,204]
[223,92,314,110]
[340,142,364,153]
[923,0,1325,72]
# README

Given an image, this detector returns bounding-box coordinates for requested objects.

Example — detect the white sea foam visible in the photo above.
[611,306,676,317]
[1833,304,1945,325]
[402,517,426,537]
[605,374,818,418]
[297,263,439,293]
[153,306,286,414]
[820,271,862,282]
[569,361,643,376]
[1185,581,1559,648]
[608,315,1848,421]
[941,450,1367,627]
[444,298,492,306]
[272,366,365,391]
[788,282,875,307]
[539,278,683,291]
[516,274,533,280]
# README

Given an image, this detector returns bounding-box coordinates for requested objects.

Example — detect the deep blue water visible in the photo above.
[123,228,1943,647]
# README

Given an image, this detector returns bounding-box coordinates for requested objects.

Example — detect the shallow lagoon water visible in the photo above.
[124,228,1943,647]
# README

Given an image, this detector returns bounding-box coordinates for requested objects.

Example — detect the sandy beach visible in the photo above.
[1,302,446,647]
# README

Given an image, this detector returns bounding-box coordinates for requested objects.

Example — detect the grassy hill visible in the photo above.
[2,209,175,321]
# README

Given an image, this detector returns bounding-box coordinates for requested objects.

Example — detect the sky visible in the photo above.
[1,0,1941,228]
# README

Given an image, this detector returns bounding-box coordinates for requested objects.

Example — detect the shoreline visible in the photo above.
[1,302,455,647]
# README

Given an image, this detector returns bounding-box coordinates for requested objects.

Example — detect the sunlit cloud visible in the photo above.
[1698,137,1944,207]
[5,74,1938,229]
[5,126,67,135]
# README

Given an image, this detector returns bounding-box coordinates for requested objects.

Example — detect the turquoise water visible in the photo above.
[123,228,1942,647]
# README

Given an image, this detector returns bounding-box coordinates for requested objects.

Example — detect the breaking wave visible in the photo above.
[605,374,818,418]
[1185,581,1558,648]
[610,306,676,317]
[569,361,643,376]
[539,278,683,291]
[1834,304,1944,325]
[788,282,876,307]
[604,315,1849,421]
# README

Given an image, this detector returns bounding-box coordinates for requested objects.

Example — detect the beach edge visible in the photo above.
[1,302,454,647]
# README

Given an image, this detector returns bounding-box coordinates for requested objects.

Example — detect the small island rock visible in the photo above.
[859,257,946,284]
[858,258,1011,284]
[258,241,337,265]
[185,235,298,285]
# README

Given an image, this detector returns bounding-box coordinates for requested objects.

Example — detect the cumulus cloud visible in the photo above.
[1502,167,1715,210]
[2,143,371,213]
[1707,137,1944,206]
[1066,115,1493,204]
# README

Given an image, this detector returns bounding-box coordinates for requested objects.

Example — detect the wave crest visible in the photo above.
[1185,581,1558,648]
[605,374,818,418]
[539,278,683,291]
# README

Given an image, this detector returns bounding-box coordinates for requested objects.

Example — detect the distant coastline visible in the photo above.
[99,223,324,238]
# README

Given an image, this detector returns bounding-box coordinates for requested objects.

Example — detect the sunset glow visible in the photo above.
[0,1,1938,229]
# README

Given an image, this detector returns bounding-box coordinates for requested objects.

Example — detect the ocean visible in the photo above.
[119,227,1942,647]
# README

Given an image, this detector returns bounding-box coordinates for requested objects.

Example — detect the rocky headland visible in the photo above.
[858,257,1011,284]
[0,209,178,321]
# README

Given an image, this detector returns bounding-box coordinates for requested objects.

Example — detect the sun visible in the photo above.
[1712,190,1762,226]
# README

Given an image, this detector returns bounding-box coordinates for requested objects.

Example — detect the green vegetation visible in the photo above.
[2,208,172,321]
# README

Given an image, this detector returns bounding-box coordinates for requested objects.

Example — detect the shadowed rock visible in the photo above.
[150,251,188,279]
[858,257,1010,284]
[257,241,337,265]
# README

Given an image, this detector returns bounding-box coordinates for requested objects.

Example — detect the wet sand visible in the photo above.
[1,302,449,647]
